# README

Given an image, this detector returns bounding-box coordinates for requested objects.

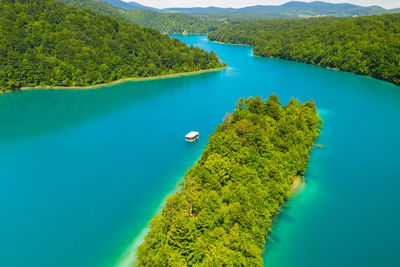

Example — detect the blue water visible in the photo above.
[0,35,399,266]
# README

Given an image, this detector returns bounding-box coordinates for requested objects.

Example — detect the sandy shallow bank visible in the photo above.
[0,67,228,95]
[209,40,252,46]
[290,175,303,194]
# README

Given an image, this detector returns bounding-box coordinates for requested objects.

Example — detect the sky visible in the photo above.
[124,0,400,9]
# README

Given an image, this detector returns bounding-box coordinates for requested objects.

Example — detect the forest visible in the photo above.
[111,10,237,34]
[55,0,239,34]
[208,13,400,86]
[137,95,322,265]
[0,0,224,92]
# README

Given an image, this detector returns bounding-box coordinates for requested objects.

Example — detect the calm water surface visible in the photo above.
[1,35,399,267]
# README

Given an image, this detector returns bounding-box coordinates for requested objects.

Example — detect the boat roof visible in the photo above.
[185,131,199,138]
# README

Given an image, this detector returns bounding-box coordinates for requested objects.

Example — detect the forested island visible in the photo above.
[0,0,224,92]
[208,13,400,86]
[137,95,322,265]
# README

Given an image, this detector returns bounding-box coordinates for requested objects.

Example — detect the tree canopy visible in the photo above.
[208,14,400,86]
[137,95,322,266]
[0,0,224,92]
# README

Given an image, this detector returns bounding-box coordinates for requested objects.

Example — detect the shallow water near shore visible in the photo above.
[1,35,400,267]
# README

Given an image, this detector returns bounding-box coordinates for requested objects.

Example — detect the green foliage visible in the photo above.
[208,14,400,86]
[0,0,223,92]
[55,0,239,34]
[137,95,322,266]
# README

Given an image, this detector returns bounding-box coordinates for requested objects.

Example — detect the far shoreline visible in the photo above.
[209,40,252,46]
[212,39,399,87]
[0,66,228,95]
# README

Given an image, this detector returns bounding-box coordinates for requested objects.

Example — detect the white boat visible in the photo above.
[185,131,199,142]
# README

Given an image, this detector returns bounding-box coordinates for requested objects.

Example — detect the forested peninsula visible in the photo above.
[208,13,400,86]
[137,95,322,265]
[0,0,224,92]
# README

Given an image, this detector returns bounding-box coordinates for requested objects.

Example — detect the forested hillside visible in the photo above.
[55,0,237,34]
[113,10,235,34]
[137,95,322,265]
[0,0,224,92]
[208,14,400,86]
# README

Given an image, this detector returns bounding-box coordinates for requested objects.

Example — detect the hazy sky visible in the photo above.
[125,0,400,9]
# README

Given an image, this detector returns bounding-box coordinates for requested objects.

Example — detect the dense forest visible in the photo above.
[137,95,322,265]
[0,0,224,92]
[208,14,400,86]
[55,0,238,34]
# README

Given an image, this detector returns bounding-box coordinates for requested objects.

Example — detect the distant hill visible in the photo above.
[163,1,399,18]
[56,0,237,34]
[99,0,155,10]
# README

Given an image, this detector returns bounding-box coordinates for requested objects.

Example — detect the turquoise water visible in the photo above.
[1,35,400,267]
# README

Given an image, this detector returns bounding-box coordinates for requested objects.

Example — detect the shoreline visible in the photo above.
[271,176,305,221]
[213,39,399,87]
[257,55,399,87]
[170,33,208,36]
[209,40,252,46]
[0,66,228,95]
[115,168,195,267]
[290,175,304,195]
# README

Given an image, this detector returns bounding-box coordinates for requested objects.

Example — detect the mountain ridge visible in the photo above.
[115,0,400,18]
[100,0,156,10]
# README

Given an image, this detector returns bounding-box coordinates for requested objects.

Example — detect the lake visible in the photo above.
[1,35,399,267]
